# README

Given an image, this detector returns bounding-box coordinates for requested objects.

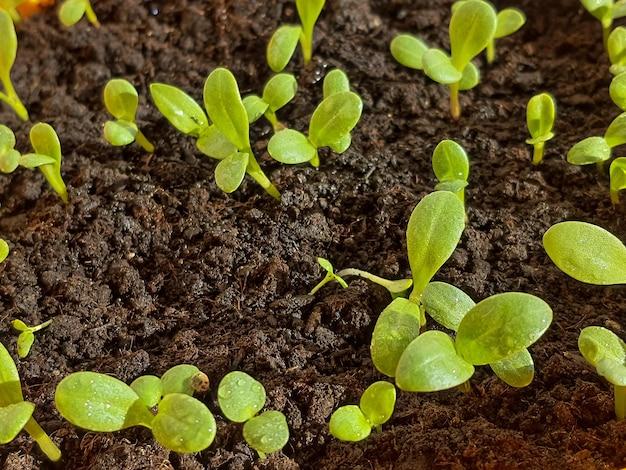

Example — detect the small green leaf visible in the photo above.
[611,72,626,111]
[494,8,526,39]
[422,49,463,84]
[308,91,363,148]
[214,151,249,193]
[103,79,138,122]
[579,326,626,367]
[0,402,34,444]
[268,129,316,164]
[526,93,556,144]
[317,257,334,273]
[611,157,626,201]
[0,150,19,173]
[390,35,429,70]
[323,69,350,98]
[104,120,137,147]
[432,139,469,185]
[329,405,371,442]
[605,112,626,147]
[196,125,237,160]
[218,371,266,423]
[458,62,480,90]
[243,95,269,124]
[0,125,16,154]
[0,10,17,76]
[395,331,474,392]
[580,0,612,22]
[608,26,626,69]
[449,0,497,70]
[267,25,302,73]
[596,358,626,386]
[18,154,57,169]
[359,381,396,427]
[422,281,475,331]
[160,364,201,397]
[329,134,351,154]
[130,375,163,408]
[59,0,86,26]
[0,341,22,405]
[490,349,534,388]
[30,123,68,203]
[0,239,8,263]
[243,410,290,456]
[149,83,208,137]
[263,74,297,112]
[11,320,28,332]
[567,136,611,165]
[16,331,34,358]
[296,0,325,43]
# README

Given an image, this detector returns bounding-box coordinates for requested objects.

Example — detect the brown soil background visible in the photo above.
[1,0,626,468]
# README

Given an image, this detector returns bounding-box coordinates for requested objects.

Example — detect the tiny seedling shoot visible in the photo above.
[267,0,326,72]
[58,0,99,27]
[0,340,61,461]
[29,123,69,203]
[12,318,52,358]
[103,79,155,153]
[610,157,626,203]
[243,73,298,132]
[580,0,626,47]
[0,10,29,120]
[309,257,348,295]
[608,27,626,74]
[0,124,55,174]
[431,139,470,206]
[526,93,556,165]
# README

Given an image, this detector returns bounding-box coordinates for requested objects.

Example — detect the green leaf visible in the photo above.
[0,10,16,79]
[0,239,7,264]
[55,372,154,431]
[494,8,526,39]
[526,93,556,144]
[432,139,469,184]
[329,134,351,154]
[390,35,429,70]
[611,72,626,111]
[203,68,250,150]
[395,331,474,392]
[608,26,626,68]
[18,154,57,169]
[104,120,137,147]
[160,364,201,396]
[296,0,325,40]
[458,62,480,90]
[406,191,465,300]
[103,79,138,122]
[596,358,626,386]
[30,123,68,203]
[566,136,611,165]
[543,221,626,285]
[615,0,626,18]
[149,83,208,137]
[0,149,19,173]
[152,393,216,453]
[422,281,475,331]
[267,25,302,73]
[16,331,34,358]
[456,293,553,365]
[370,298,422,377]
[0,402,34,444]
[611,157,626,199]
[242,95,269,124]
[218,371,266,423]
[11,320,28,332]
[196,125,237,160]
[329,405,371,442]
[263,73,297,112]
[449,0,497,70]
[308,91,363,148]
[422,49,462,84]
[214,151,249,193]
[0,341,22,405]
[0,125,15,154]
[59,0,86,26]
[268,129,317,164]
[318,257,334,273]
[490,349,534,388]
[130,375,163,408]
[579,326,626,367]
[359,381,396,427]
[580,0,612,21]
[323,69,350,98]
[243,410,290,456]
[605,112,626,147]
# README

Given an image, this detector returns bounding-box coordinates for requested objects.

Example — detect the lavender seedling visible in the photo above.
[11,318,52,358]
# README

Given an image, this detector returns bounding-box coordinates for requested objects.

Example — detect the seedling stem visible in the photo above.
[135,130,155,153]
[0,74,28,121]
[615,385,626,420]
[245,150,280,200]
[24,417,62,462]
[450,83,461,120]
[486,40,496,64]
[85,1,100,27]
[532,142,544,166]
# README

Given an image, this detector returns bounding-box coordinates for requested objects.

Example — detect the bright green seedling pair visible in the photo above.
[309,257,348,295]
[0,341,61,461]
[243,73,297,132]
[218,371,289,458]
[12,318,52,358]
[151,68,280,199]
[267,0,325,72]
[55,365,216,453]
[103,79,154,152]
[268,69,362,167]
[58,0,99,27]
[0,123,68,202]
[526,93,556,165]
[329,382,396,442]
[580,0,626,47]
[0,10,28,120]
[431,139,469,207]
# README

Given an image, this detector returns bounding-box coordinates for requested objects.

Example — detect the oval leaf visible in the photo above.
[579,326,626,368]
[103,79,138,122]
[196,125,237,160]
[268,129,316,164]
[608,26,626,68]
[0,10,17,75]
[266,25,302,73]
[0,402,35,444]
[130,375,163,408]
[611,157,626,199]
[0,341,22,405]
[422,48,462,84]
[0,149,19,173]
[59,0,86,26]
[494,8,526,39]
[0,239,7,264]
[18,153,57,169]
[160,364,201,396]
[605,112,626,148]
[449,0,497,70]
[432,139,469,184]
[526,93,556,143]
[104,120,137,147]
[215,151,249,193]
[323,69,350,98]
[243,410,290,455]
[218,371,266,423]
[263,73,297,112]
[611,72,626,111]
[329,405,371,442]
[490,348,534,388]
[359,381,396,426]
[567,136,611,165]
[242,95,269,124]
[422,281,475,331]
[458,61,480,90]
[390,34,429,70]
[150,83,208,137]
[16,331,34,358]
[308,91,363,148]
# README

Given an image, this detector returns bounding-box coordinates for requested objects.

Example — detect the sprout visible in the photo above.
[243,411,290,459]
[580,0,626,47]
[0,10,28,120]
[266,0,326,72]
[543,221,626,285]
[58,0,99,27]
[308,257,348,295]
[0,341,61,461]
[329,381,396,442]
[421,281,475,332]
[103,79,154,153]
[608,26,626,74]
[334,269,412,299]
[431,139,469,206]
[11,318,52,358]
[29,123,69,203]
[0,124,56,175]
[0,238,8,263]
[610,72,626,110]
[150,68,280,199]
[610,157,626,203]
[243,73,297,132]
[526,93,556,165]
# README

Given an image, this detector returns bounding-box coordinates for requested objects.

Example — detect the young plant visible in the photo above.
[610,157,626,203]
[266,0,325,72]
[431,139,469,206]
[58,0,99,27]
[390,0,497,119]
[526,93,556,165]
[243,73,297,132]
[151,68,280,199]
[29,123,69,203]
[580,0,626,47]
[0,124,55,176]
[103,79,154,153]
[567,113,626,169]
[55,365,216,453]
[0,10,28,120]
[11,318,52,358]
[218,371,289,458]
[608,27,626,74]
[309,257,348,295]
[0,238,8,262]
[329,381,396,442]
[0,341,61,461]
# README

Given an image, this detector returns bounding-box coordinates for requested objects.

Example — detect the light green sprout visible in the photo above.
[0,124,56,178]
[103,79,154,153]
[11,318,52,358]
[267,0,326,72]
[610,157,626,203]
[526,93,556,165]
[431,139,469,206]
[58,0,99,27]
[0,10,28,120]
[609,27,626,74]
[610,72,626,110]
[0,238,8,263]
[29,123,69,203]
[243,73,297,132]
[309,257,348,295]
[580,0,626,47]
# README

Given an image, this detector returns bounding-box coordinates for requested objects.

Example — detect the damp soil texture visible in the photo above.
[1,0,626,468]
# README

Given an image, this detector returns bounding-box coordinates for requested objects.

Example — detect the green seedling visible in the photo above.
[329,381,396,442]
[58,0,99,27]
[610,157,626,203]
[334,269,412,299]
[218,371,289,458]
[29,123,69,203]
[11,318,52,358]
[0,10,28,120]
[431,139,469,205]
[55,365,216,453]
[609,27,626,74]
[0,341,61,461]
[610,72,626,110]
[151,68,280,199]
[544,221,626,285]
[321,69,356,152]
[526,93,556,165]
[0,238,8,263]
[266,0,325,72]
[0,124,56,175]
[243,73,297,132]
[103,79,154,152]
[309,257,348,295]
[390,0,497,119]
[580,0,626,47]
[567,113,626,167]
[579,326,626,420]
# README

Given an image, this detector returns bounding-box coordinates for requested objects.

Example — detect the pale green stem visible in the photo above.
[615,385,626,420]
[449,82,461,120]
[486,40,496,64]
[597,161,606,174]
[135,130,155,153]
[244,150,280,200]
[603,24,611,50]
[309,272,333,295]
[1,75,29,121]
[39,165,68,203]
[85,0,100,27]
[24,417,62,462]
[30,319,53,333]
[310,150,320,168]
[611,189,621,205]
[532,142,545,165]
[264,110,284,133]
[300,31,313,65]
[457,380,471,394]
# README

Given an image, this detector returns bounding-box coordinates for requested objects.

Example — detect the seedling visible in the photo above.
[103,79,154,153]
[0,341,61,461]
[151,68,280,199]
[0,10,28,120]
[610,157,626,203]
[329,381,396,442]
[580,0,626,47]
[0,238,8,263]
[243,73,297,132]
[29,123,69,203]
[526,93,556,165]
[0,124,56,176]
[11,318,52,358]
[609,27,626,74]
[266,0,325,72]
[55,365,216,453]
[58,0,99,27]
[431,139,469,205]
[309,257,348,295]
[611,72,626,110]
[334,269,412,299]
[390,0,497,119]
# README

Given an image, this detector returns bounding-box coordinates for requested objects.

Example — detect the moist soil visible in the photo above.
[1,0,626,468]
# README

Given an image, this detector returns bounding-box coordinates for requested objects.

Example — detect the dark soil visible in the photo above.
[1,0,626,468]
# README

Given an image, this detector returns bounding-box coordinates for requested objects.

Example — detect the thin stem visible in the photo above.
[84,0,100,27]
[611,189,620,205]
[300,32,313,65]
[449,82,461,120]
[486,40,496,64]
[597,160,606,174]
[264,110,284,133]
[615,385,626,420]
[335,269,395,289]
[310,150,320,168]
[1,75,29,121]
[603,24,611,50]
[135,130,155,153]
[532,142,545,165]
[245,151,280,201]
[23,417,61,462]
[457,380,472,394]
[309,272,333,295]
